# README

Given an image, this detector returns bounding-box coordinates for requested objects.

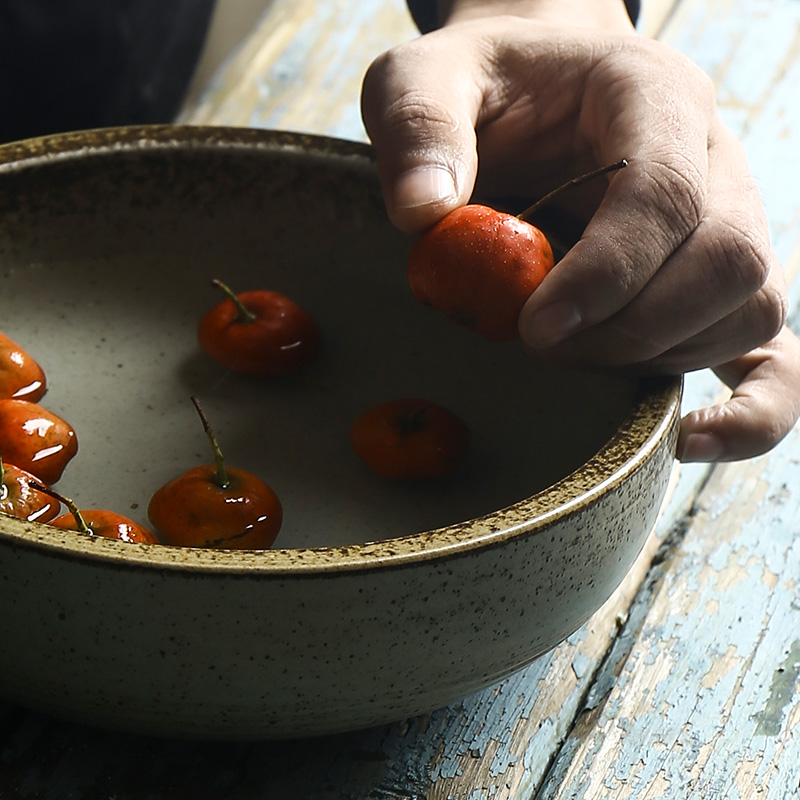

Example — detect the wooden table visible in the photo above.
[3,1,800,797]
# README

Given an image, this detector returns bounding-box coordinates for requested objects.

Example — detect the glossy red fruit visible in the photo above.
[51,508,159,544]
[408,161,630,341]
[147,397,283,549]
[408,205,555,341]
[32,482,158,544]
[197,278,321,376]
[0,455,60,523]
[0,399,78,484]
[349,398,470,479]
[0,331,47,402]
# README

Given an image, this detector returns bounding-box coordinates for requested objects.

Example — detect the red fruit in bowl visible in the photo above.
[0,399,78,484]
[0,331,47,402]
[350,397,470,479]
[408,205,555,341]
[147,397,283,549]
[30,482,158,544]
[0,453,60,523]
[51,507,159,544]
[197,278,320,376]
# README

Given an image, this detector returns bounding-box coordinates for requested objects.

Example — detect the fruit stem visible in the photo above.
[517,159,628,222]
[29,481,89,534]
[399,406,428,439]
[190,396,229,489]
[211,278,257,324]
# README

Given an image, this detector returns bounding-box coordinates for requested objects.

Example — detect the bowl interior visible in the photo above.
[0,128,641,549]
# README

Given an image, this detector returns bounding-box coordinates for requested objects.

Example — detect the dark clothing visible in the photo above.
[406,0,641,34]
[0,0,641,145]
[0,0,215,142]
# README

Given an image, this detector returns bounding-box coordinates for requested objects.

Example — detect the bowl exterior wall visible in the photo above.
[0,416,674,739]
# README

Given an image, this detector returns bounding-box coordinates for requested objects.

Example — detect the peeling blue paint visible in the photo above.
[752,640,800,736]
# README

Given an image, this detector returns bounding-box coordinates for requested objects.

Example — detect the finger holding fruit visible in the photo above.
[362,8,796,461]
[407,163,624,341]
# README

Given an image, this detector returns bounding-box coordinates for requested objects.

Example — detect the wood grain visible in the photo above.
[181,0,419,139]
[535,4,800,794]
[2,0,799,798]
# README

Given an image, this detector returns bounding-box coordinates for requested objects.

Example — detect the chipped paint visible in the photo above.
[538,419,800,799]
[752,640,800,736]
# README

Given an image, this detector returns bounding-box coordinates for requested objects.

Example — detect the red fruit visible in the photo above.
[147,397,282,549]
[0,332,47,402]
[408,205,555,341]
[0,456,60,523]
[349,398,470,479]
[197,279,320,376]
[32,482,158,544]
[50,508,159,544]
[0,399,78,484]
[148,464,283,549]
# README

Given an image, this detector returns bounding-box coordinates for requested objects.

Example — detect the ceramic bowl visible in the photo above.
[0,126,680,740]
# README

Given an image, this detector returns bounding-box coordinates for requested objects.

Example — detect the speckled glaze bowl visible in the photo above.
[0,126,681,740]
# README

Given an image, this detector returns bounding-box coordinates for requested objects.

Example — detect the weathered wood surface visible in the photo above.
[534,4,800,796]
[538,417,800,800]
[1,0,799,798]
[181,0,420,139]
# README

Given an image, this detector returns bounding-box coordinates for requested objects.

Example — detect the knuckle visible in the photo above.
[708,196,774,294]
[383,92,461,141]
[362,45,467,145]
[730,282,788,351]
[760,416,788,452]
[754,282,788,341]
[640,158,706,241]
[636,38,717,106]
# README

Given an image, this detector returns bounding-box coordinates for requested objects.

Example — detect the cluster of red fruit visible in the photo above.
[0,277,318,549]
[0,191,572,550]
[0,330,166,542]
[0,332,79,528]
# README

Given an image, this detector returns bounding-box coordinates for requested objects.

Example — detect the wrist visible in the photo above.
[438,0,636,32]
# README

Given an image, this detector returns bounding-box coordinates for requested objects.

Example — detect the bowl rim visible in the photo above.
[0,124,682,575]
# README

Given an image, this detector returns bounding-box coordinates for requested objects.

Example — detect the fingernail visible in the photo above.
[679,433,724,462]
[528,301,582,347]
[393,166,457,209]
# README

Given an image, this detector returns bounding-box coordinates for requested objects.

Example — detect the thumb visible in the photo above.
[360,37,481,233]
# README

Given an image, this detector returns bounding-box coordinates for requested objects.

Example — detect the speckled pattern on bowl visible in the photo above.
[0,126,681,739]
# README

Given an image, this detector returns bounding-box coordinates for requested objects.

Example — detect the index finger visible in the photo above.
[518,39,716,347]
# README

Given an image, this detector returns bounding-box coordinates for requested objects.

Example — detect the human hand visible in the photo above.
[360,7,798,462]
[678,325,800,462]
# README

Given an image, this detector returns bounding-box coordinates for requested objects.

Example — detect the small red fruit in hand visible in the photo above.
[408,160,628,341]
[0,399,78,484]
[197,278,321,376]
[31,482,158,544]
[408,205,555,341]
[147,397,283,549]
[350,398,470,479]
[0,331,47,402]
[0,451,60,523]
